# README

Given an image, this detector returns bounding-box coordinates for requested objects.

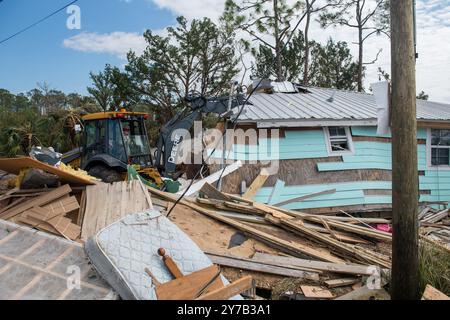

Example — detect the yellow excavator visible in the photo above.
[61,94,245,191]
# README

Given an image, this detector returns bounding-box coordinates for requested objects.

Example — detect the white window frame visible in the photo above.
[324,126,355,156]
[427,128,450,169]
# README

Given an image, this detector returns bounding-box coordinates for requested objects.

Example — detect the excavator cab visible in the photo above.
[80,110,155,183]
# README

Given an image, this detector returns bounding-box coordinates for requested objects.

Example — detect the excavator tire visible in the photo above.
[88,165,123,183]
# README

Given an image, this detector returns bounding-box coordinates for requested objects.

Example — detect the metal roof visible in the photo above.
[235,86,450,123]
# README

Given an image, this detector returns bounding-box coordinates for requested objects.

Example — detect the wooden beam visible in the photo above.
[200,183,232,202]
[252,253,376,276]
[324,278,360,288]
[0,185,72,221]
[421,284,450,300]
[196,276,253,300]
[205,252,320,279]
[242,171,269,200]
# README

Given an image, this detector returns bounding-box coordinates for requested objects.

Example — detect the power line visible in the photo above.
[0,0,79,45]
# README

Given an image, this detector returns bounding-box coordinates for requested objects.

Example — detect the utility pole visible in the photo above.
[390,0,420,300]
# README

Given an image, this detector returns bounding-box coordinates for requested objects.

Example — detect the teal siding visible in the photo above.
[351,126,427,139]
[212,125,450,209]
[207,129,329,160]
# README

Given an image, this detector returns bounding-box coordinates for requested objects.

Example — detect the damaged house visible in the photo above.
[214,83,450,215]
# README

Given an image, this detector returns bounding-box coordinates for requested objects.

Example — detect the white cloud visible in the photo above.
[63,32,147,59]
[150,0,225,20]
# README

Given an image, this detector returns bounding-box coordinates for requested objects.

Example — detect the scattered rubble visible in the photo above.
[0,159,449,300]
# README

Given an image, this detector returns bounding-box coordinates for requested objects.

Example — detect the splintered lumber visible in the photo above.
[324,278,360,288]
[300,286,334,299]
[205,252,320,280]
[279,219,391,268]
[422,209,449,224]
[148,187,342,263]
[302,216,392,242]
[242,170,269,200]
[18,206,81,240]
[252,202,294,220]
[196,276,253,300]
[200,183,232,202]
[421,284,450,300]
[176,161,242,196]
[223,201,266,215]
[155,265,224,300]
[418,207,431,220]
[252,253,375,276]
[0,185,72,221]
[273,189,336,207]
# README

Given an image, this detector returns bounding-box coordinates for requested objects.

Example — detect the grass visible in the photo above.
[419,240,450,296]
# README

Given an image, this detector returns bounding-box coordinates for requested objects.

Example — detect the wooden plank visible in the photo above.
[200,183,232,201]
[324,278,360,288]
[302,216,392,242]
[0,197,26,215]
[0,185,72,220]
[242,171,269,200]
[149,187,343,263]
[272,189,337,207]
[280,219,391,268]
[206,252,320,279]
[0,157,95,186]
[77,189,86,226]
[81,181,152,240]
[196,276,253,300]
[176,161,242,196]
[300,285,334,299]
[422,209,449,224]
[155,265,224,300]
[252,253,375,276]
[421,284,450,300]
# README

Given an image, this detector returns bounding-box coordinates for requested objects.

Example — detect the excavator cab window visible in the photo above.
[120,119,150,157]
[82,120,107,166]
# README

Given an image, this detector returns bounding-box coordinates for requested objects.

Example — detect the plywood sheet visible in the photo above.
[80,180,153,240]
[0,157,95,186]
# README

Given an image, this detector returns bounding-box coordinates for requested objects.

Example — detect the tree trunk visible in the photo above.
[303,7,311,85]
[274,0,284,81]
[390,0,420,300]
[356,0,363,92]
[357,27,363,92]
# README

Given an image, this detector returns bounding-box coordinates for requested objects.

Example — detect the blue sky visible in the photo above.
[0,0,449,103]
[0,0,175,94]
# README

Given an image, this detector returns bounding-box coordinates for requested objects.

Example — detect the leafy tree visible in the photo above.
[87,66,115,111]
[319,0,390,92]
[0,89,15,110]
[124,16,239,125]
[251,31,307,82]
[309,38,359,90]
[223,0,304,81]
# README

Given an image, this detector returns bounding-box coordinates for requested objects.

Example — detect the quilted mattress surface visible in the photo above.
[85,209,237,300]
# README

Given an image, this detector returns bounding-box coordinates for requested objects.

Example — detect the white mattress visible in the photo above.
[85,209,240,300]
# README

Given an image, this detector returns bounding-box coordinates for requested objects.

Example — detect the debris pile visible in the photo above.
[0,160,449,300]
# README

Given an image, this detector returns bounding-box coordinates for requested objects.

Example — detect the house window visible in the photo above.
[430,129,450,165]
[325,126,353,154]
